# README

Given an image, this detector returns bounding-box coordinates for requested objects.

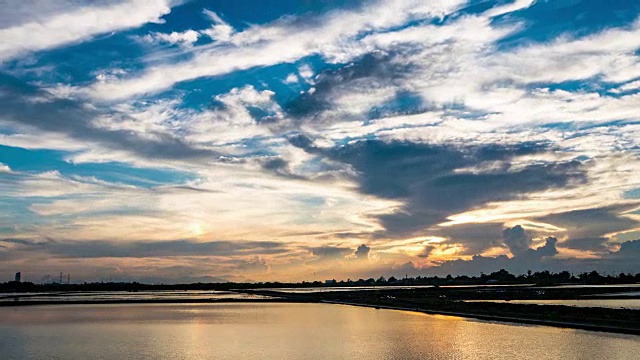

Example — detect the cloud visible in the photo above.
[424,236,640,276]
[610,239,640,259]
[284,73,299,84]
[520,236,558,260]
[0,238,288,258]
[502,225,532,256]
[560,237,609,253]
[87,0,466,100]
[309,246,352,258]
[201,9,235,42]
[293,138,587,237]
[2,1,640,283]
[354,244,370,259]
[483,0,536,18]
[141,30,200,47]
[236,256,271,273]
[0,0,172,61]
[430,222,506,255]
[418,245,436,259]
[0,74,217,161]
[0,162,11,173]
[284,51,410,122]
[535,206,639,240]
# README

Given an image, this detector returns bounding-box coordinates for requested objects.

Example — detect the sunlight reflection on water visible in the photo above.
[0,303,638,360]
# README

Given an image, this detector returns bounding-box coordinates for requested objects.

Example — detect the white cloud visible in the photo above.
[142,29,200,46]
[0,162,11,173]
[201,9,235,42]
[87,0,466,100]
[298,64,314,81]
[0,0,173,61]
[483,0,537,18]
[611,80,640,94]
[4,0,640,279]
[284,73,299,84]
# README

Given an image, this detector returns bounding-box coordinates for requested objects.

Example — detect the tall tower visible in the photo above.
[14,272,21,282]
[59,272,62,283]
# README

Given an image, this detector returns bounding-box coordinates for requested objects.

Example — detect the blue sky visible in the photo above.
[1,0,640,283]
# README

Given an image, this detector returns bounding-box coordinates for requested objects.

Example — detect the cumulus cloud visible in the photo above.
[422,236,640,276]
[502,225,532,256]
[354,244,370,259]
[141,30,200,46]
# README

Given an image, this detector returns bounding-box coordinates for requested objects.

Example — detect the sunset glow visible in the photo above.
[1,0,640,283]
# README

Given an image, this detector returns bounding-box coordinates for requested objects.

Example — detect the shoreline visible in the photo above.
[1,296,638,336]
[319,300,640,336]
[0,297,311,307]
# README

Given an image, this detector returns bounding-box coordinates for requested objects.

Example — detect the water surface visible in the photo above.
[0,290,271,303]
[1,303,638,359]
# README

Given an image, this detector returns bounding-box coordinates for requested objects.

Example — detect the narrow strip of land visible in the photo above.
[320,299,640,335]
[1,287,638,336]
[244,288,640,336]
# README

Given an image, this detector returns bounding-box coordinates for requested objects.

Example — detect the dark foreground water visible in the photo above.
[0,303,638,360]
[465,299,640,310]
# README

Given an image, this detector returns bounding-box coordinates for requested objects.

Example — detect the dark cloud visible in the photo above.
[433,222,505,255]
[609,239,640,259]
[292,138,586,237]
[418,245,435,258]
[354,244,370,259]
[285,51,412,121]
[560,237,609,252]
[535,205,639,240]
[257,156,305,179]
[0,74,217,160]
[424,235,558,276]
[502,225,532,256]
[309,246,351,258]
[0,238,288,258]
[520,237,558,260]
[419,227,639,276]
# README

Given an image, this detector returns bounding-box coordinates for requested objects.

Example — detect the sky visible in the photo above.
[1,0,640,284]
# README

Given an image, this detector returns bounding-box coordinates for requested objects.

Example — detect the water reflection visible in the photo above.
[0,290,271,303]
[0,303,638,359]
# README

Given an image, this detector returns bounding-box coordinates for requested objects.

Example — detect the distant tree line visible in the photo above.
[1,269,638,293]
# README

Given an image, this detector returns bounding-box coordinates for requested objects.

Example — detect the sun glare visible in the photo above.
[189,222,205,237]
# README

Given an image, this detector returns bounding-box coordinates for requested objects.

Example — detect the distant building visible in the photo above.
[14,272,21,282]
[325,279,337,285]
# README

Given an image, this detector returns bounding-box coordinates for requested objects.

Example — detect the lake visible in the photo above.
[0,290,271,303]
[1,303,638,359]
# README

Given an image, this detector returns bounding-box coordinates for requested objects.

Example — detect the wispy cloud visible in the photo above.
[0,0,173,61]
